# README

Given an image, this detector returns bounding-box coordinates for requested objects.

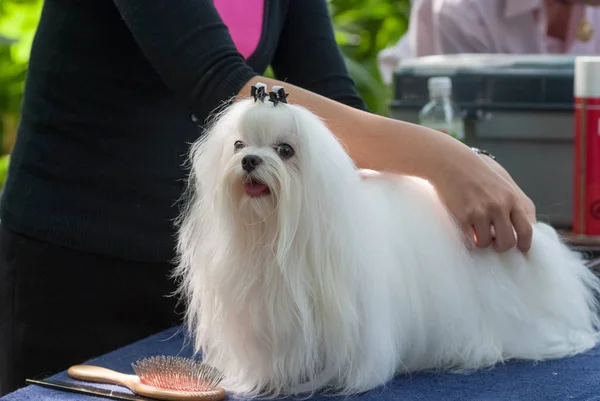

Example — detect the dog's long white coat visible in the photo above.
[175,97,600,398]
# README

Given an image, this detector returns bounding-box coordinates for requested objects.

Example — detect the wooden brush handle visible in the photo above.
[67,365,137,388]
[68,363,227,401]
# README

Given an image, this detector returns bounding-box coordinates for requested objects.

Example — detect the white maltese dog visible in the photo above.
[174,83,600,398]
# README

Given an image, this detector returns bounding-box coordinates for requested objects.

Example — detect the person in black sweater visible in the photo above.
[0,0,536,395]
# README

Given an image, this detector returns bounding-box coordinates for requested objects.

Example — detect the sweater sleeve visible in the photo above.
[110,0,259,115]
[270,0,368,111]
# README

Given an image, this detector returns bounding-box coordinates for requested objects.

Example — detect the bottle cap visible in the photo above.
[428,76,452,97]
[575,56,600,98]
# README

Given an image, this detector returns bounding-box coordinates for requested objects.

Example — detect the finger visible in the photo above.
[513,187,536,223]
[524,196,537,222]
[491,213,517,253]
[472,217,493,248]
[511,208,534,252]
[462,226,477,250]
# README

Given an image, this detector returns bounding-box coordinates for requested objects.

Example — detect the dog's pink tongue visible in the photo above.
[244,182,269,197]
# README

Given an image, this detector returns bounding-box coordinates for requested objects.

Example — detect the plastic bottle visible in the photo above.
[573,56,600,236]
[418,76,465,141]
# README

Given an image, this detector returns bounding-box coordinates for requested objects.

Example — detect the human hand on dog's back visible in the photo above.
[479,153,537,224]
[441,149,536,253]
[236,78,535,254]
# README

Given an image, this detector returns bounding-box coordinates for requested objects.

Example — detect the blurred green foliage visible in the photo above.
[0,0,43,153]
[0,0,410,169]
[329,0,410,114]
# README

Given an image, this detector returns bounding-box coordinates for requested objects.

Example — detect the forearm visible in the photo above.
[237,77,473,181]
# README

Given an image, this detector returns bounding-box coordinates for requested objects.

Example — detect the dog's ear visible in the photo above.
[251,82,268,103]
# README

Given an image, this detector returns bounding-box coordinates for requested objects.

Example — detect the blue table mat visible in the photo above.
[2,325,600,401]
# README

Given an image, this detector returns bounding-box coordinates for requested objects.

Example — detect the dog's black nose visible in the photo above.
[241,155,263,172]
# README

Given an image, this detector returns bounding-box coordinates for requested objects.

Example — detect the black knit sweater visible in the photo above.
[0,0,366,262]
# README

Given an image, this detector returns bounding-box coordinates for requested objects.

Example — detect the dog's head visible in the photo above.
[186,83,358,232]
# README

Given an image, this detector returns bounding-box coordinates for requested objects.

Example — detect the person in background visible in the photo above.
[0,0,535,395]
[378,0,600,84]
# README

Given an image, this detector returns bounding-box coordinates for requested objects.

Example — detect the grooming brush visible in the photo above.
[67,355,226,401]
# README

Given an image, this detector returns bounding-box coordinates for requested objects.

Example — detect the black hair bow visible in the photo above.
[251,84,268,102]
[268,87,289,106]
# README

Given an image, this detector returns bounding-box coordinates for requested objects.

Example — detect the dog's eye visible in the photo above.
[276,143,295,159]
[234,140,245,152]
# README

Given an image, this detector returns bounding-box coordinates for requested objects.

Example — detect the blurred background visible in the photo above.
[0,0,43,188]
[0,0,411,189]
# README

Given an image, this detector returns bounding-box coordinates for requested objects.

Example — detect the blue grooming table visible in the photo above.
[2,325,600,401]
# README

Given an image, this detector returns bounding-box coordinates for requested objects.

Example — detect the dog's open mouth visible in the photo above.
[243,179,270,197]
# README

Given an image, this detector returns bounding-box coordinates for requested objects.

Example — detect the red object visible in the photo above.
[574,97,600,234]
[573,57,600,236]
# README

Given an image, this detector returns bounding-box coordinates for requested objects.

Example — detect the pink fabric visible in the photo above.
[213,0,264,59]
[378,0,600,84]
